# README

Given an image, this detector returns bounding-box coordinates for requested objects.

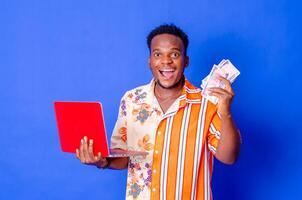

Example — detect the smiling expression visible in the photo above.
[148,34,189,89]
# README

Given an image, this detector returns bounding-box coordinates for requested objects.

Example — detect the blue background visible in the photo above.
[1,0,302,199]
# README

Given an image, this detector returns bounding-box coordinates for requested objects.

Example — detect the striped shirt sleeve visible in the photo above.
[207,112,222,154]
[110,93,129,150]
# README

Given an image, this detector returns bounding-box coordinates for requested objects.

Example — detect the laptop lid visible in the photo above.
[54,101,110,157]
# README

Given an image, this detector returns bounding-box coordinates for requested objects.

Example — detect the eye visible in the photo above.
[171,52,180,58]
[153,52,161,58]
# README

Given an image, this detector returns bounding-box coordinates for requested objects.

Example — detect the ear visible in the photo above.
[185,56,189,68]
[148,57,151,68]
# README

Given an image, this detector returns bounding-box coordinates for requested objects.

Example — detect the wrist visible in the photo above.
[218,112,232,119]
[97,158,111,169]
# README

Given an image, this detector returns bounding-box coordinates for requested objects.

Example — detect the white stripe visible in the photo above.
[187,99,202,104]
[208,144,217,154]
[164,112,177,119]
[160,117,173,200]
[175,104,191,200]
[179,94,186,100]
[210,123,220,135]
[207,152,211,199]
[204,141,209,200]
[191,98,208,200]
[185,86,201,93]
[210,123,221,139]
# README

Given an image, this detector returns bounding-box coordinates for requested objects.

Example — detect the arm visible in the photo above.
[207,76,241,165]
[214,113,241,164]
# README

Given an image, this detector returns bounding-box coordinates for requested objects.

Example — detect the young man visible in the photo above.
[76,24,241,200]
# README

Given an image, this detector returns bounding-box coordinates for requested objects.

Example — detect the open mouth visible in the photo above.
[159,68,175,79]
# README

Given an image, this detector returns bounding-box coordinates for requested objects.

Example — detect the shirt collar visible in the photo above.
[147,78,202,115]
[179,79,202,107]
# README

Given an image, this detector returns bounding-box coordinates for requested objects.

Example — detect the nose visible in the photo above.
[161,55,172,64]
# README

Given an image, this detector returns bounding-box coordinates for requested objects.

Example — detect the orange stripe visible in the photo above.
[166,108,184,199]
[186,92,202,100]
[196,102,216,199]
[196,144,206,199]
[211,113,222,131]
[150,119,167,200]
[182,104,201,199]
[206,103,221,151]
[208,155,214,200]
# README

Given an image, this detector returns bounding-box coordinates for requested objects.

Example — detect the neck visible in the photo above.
[154,77,185,100]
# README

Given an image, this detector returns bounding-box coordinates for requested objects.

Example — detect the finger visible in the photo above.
[76,148,80,159]
[88,139,96,161]
[97,152,108,168]
[207,88,233,102]
[214,75,229,84]
[208,87,231,96]
[96,152,102,160]
[79,138,86,163]
[82,136,90,162]
[209,90,233,101]
[93,152,102,162]
[215,76,234,94]
[97,152,107,165]
[207,90,224,99]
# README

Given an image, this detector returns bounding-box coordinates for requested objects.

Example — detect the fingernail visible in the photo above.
[84,136,87,141]
[98,152,101,156]
[76,149,79,153]
[81,139,83,144]
[89,139,93,144]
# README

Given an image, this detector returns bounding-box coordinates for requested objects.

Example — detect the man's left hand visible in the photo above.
[207,76,234,117]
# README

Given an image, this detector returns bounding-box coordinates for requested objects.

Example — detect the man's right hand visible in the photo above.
[75,136,109,168]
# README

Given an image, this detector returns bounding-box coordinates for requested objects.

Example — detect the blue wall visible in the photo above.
[1,0,302,199]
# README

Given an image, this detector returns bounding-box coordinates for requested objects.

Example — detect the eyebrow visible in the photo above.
[170,48,181,51]
[152,47,181,52]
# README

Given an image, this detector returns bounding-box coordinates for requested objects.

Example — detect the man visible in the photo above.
[76,24,241,200]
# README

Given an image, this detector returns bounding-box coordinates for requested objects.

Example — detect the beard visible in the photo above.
[155,75,185,90]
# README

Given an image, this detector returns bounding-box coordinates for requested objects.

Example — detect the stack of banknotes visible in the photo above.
[201,59,240,104]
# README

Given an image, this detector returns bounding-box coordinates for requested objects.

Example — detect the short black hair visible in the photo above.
[147,24,189,55]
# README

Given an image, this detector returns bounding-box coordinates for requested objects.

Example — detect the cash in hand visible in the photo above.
[201,59,240,104]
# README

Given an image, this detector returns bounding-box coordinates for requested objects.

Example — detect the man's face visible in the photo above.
[148,33,189,89]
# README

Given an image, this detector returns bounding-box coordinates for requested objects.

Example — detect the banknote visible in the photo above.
[201,59,240,104]
[200,74,209,89]
[201,60,227,89]
[217,60,240,83]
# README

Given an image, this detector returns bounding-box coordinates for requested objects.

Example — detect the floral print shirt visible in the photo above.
[111,79,173,199]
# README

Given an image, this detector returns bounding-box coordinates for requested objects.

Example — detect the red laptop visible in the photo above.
[54,101,148,157]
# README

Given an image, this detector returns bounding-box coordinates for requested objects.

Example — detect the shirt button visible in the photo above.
[155,150,159,154]
[152,188,156,192]
[157,131,161,135]
[153,169,157,174]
